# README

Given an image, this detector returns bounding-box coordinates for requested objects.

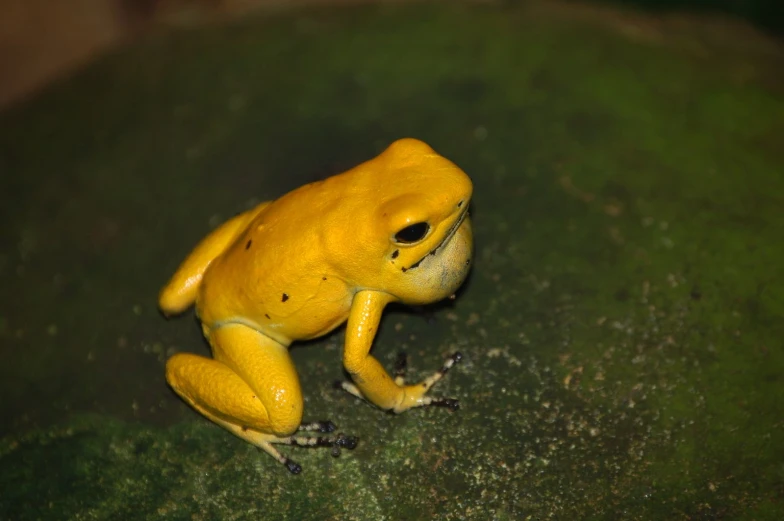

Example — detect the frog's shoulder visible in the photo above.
[158,202,271,315]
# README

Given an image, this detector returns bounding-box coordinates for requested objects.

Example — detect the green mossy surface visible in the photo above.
[1,2,782,519]
[575,0,784,36]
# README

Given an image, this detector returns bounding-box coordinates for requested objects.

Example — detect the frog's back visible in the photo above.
[194,179,358,343]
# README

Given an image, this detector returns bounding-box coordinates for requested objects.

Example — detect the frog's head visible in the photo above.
[329,138,473,305]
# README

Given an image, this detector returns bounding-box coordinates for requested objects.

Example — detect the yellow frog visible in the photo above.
[159,138,473,473]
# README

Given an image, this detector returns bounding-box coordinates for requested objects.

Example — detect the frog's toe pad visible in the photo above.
[330,433,359,457]
[285,459,303,474]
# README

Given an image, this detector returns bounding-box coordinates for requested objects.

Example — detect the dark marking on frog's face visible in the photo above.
[282,293,289,302]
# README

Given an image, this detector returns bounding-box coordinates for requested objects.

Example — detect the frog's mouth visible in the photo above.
[405,207,469,272]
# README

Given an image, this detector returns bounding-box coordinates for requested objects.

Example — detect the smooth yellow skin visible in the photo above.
[159,138,473,462]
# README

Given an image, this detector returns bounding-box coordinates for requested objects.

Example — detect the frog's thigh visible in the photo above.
[166,324,303,438]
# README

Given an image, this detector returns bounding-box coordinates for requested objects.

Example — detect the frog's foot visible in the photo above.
[338,352,463,413]
[225,420,358,475]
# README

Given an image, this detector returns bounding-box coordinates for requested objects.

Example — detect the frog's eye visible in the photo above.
[394,222,430,244]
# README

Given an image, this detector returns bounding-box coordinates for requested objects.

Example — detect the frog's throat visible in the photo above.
[405,207,468,272]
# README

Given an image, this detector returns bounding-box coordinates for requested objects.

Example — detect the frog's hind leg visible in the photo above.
[166,324,357,474]
[158,202,271,316]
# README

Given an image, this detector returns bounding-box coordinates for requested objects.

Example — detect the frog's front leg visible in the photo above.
[166,323,357,474]
[339,290,463,413]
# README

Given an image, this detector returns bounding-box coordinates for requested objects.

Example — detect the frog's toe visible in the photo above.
[440,352,463,375]
[419,351,463,392]
[424,397,460,412]
[271,431,360,473]
[394,352,464,413]
[243,427,360,474]
[298,420,336,433]
[335,379,364,400]
[285,459,303,474]
[395,351,461,387]
[330,433,359,457]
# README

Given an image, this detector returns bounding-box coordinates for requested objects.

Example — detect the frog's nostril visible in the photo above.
[457,200,464,208]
